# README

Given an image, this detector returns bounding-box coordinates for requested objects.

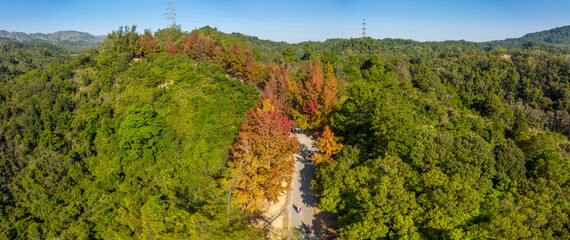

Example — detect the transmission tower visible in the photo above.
[362,18,367,38]
[166,0,176,28]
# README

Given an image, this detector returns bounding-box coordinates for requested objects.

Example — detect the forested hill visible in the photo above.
[241,25,570,61]
[486,25,570,51]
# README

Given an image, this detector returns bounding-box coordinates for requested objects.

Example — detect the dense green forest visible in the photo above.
[315,50,570,239]
[1,24,570,239]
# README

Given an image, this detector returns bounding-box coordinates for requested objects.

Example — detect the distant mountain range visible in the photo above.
[0,30,105,43]
[0,30,106,51]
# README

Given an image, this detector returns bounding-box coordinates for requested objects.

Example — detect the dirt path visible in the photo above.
[288,129,318,239]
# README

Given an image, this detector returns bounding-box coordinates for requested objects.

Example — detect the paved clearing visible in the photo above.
[289,129,317,239]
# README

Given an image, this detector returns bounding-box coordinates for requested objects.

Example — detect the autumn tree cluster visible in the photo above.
[261,65,294,113]
[293,61,339,129]
[229,101,299,211]
[182,32,217,62]
[220,45,344,212]
[123,28,325,215]
[101,27,268,85]
[134,32,159,57]
[170,32,265,84]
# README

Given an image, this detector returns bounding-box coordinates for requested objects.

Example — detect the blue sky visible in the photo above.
[1,0,569,43]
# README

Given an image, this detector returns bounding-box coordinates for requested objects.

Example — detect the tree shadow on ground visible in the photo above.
[298,157,314,207]
[298,142,312,164]
[297,221,317,240]
[312,209,338,240]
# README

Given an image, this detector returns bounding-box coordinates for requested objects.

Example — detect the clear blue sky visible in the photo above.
[1,0,569,43]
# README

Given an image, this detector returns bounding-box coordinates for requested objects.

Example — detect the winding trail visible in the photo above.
[288,129,317,239]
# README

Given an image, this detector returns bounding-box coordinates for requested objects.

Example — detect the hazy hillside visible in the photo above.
[0,30,105,51]
[486,25,570,50]
[0,30,105,43]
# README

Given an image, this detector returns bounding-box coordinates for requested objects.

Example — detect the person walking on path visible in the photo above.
[298,207,301,215]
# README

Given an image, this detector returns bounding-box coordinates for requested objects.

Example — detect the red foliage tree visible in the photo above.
[262,66,292,113]
[302,99,318,121]
[183,32,216,62]
[134,32,159,57]
[229,102,299,211]
[164,37,181,55]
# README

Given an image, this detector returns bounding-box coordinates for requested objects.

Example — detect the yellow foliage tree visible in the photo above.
[311,126,342,165]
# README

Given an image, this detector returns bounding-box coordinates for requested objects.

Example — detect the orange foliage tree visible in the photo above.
[319,63,339,114]
[244,55,265,84]
[311,126,343,165]
[217,43,266,84]
[134,32,159,57]
[303,61,324,103]
[229,102,299,211]
[219,43,248,79]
